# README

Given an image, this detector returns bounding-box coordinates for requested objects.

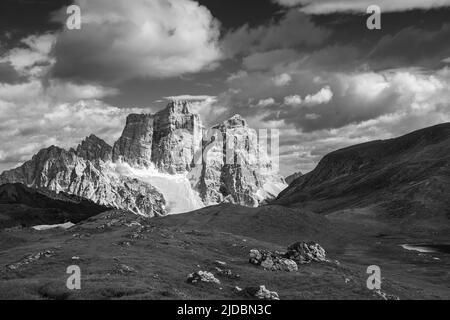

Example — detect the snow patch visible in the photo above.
[109,162,204,215]
[32,222,75,231]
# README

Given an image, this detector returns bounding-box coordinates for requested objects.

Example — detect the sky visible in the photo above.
[0,0,450,176]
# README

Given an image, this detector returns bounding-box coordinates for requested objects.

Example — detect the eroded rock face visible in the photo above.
[77,134,112,162]
[152,101,203,174]
[0,145,166,217]
[112,101,203,174]
[113,114,154,166]
[189,114,286,207]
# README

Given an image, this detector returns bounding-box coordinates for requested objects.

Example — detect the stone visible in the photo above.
[249,249,298,272]
[244,285,280,300]
[187,271,220,285]
[285,242,327,264]
[7,250,54,271]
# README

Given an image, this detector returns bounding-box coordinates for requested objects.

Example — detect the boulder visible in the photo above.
[187,271,220,285]
[244,285,280,300]
[285,242,327,264]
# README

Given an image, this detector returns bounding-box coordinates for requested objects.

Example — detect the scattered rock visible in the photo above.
[285,242,327,264]
[214,267,240,279]
[249,249,298,272]
[244,285,280,300]
[6,250,54,271]
[375,290,400,300]
[116,264,137,275]
[187,271,220,285]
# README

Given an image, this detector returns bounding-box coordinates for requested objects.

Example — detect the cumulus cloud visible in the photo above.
[284,95,302,106]
[218,64,450,174]
[272,73,292,87]
[273,0,450,13]
[0,79,132,171]
[257,98,276,107]
[303,86,333,105]
[0,33,56,78]
[51,0,222,83]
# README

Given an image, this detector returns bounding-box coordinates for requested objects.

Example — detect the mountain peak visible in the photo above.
[77,135,112,162]
[214,114,248,130]
[165,100,193,115]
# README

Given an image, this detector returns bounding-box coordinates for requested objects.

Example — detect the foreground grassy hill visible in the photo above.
[1,207,449,300]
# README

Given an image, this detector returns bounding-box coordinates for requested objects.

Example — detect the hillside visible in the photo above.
[274,123,450,232]
[0,183,109,229]
[2,208,448,300]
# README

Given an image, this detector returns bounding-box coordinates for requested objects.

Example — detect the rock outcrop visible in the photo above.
[0,145,165,217]
[152,101,203,174]
[248,242,327,271]
[113,114,154,166]
[249,249,298,272]
[189,114,286,207]
[77,134,112,162]
[243,286,280,300]
[113,101,203,174]
[187,271,221,285]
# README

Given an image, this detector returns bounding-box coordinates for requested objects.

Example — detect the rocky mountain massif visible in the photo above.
[274,123,450,231]
[0,101,286,216]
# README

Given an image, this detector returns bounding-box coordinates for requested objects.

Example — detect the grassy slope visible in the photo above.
[1,208,449,300]
[273,123,450,233]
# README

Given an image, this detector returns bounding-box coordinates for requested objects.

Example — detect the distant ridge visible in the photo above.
[273,123,450,230]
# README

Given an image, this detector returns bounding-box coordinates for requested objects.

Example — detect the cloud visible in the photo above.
[257,98,276,107]
[273,0,450,13]
[0,78,130,171]
[303,86,333,105]
[368,24,450,70]
[284,95,302,106]
[222,10,331,58]
[51,0,222,83]
[272,73,292,87]
[0,33,56,78]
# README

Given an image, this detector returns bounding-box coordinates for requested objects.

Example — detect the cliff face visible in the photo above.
[77,134,113,162]
[112,114,154,166]
[190,115,286,207]
[112,101,203,174]
[0,145,166,217]
[152,101,203,174]
[0,101,287,215]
